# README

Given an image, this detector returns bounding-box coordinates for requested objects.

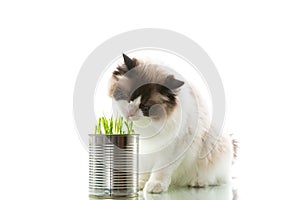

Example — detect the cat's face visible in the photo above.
[109,54,184,121]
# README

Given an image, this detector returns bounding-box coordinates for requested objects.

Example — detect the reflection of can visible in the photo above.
[89,134,139,199]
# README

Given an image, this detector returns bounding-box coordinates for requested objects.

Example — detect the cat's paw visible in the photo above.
[139,174,150,190]
[188,178,212,188]
[188,182,206,188]
[144,180,168,193]
[139,179,147,190]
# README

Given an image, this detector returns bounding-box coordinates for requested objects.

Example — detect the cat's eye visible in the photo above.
[140,104,150,112]
[142,106,150,111]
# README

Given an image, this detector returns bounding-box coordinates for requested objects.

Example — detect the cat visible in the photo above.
[108,53,237,193]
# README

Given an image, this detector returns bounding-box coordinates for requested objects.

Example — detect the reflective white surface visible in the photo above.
[140,184,237,200]
[90,183,237,200]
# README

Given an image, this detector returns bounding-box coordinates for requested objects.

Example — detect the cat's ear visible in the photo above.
[165,75,184,89]
[123,53,136,70]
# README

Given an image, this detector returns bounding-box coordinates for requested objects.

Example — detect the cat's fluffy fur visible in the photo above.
[108,54,237,193]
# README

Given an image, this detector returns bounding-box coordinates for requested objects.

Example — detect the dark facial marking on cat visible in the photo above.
[129,83,179,117]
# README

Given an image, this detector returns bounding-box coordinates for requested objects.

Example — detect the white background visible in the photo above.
[0,1,299,200]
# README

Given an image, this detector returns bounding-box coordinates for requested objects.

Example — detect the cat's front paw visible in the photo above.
[144,180,168,193]
[139,179,147,190]
[139,174,150,190]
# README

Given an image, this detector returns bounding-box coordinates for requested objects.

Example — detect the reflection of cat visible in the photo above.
[108,54,237,193]
[143,185,235,200]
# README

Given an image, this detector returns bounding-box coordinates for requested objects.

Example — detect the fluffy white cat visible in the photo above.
[108,54,237,193]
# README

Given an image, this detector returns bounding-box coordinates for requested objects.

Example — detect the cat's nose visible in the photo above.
[127,110,136,117]
[127,106,138,117]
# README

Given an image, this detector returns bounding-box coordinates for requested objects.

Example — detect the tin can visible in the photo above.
[89,134,139,199]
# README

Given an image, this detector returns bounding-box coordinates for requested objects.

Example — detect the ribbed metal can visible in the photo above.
[89,134,139,199]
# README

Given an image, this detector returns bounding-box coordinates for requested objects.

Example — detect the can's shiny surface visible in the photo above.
[89,134,139,199]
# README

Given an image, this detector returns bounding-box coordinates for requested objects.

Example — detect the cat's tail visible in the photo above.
[230,134,239,163]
